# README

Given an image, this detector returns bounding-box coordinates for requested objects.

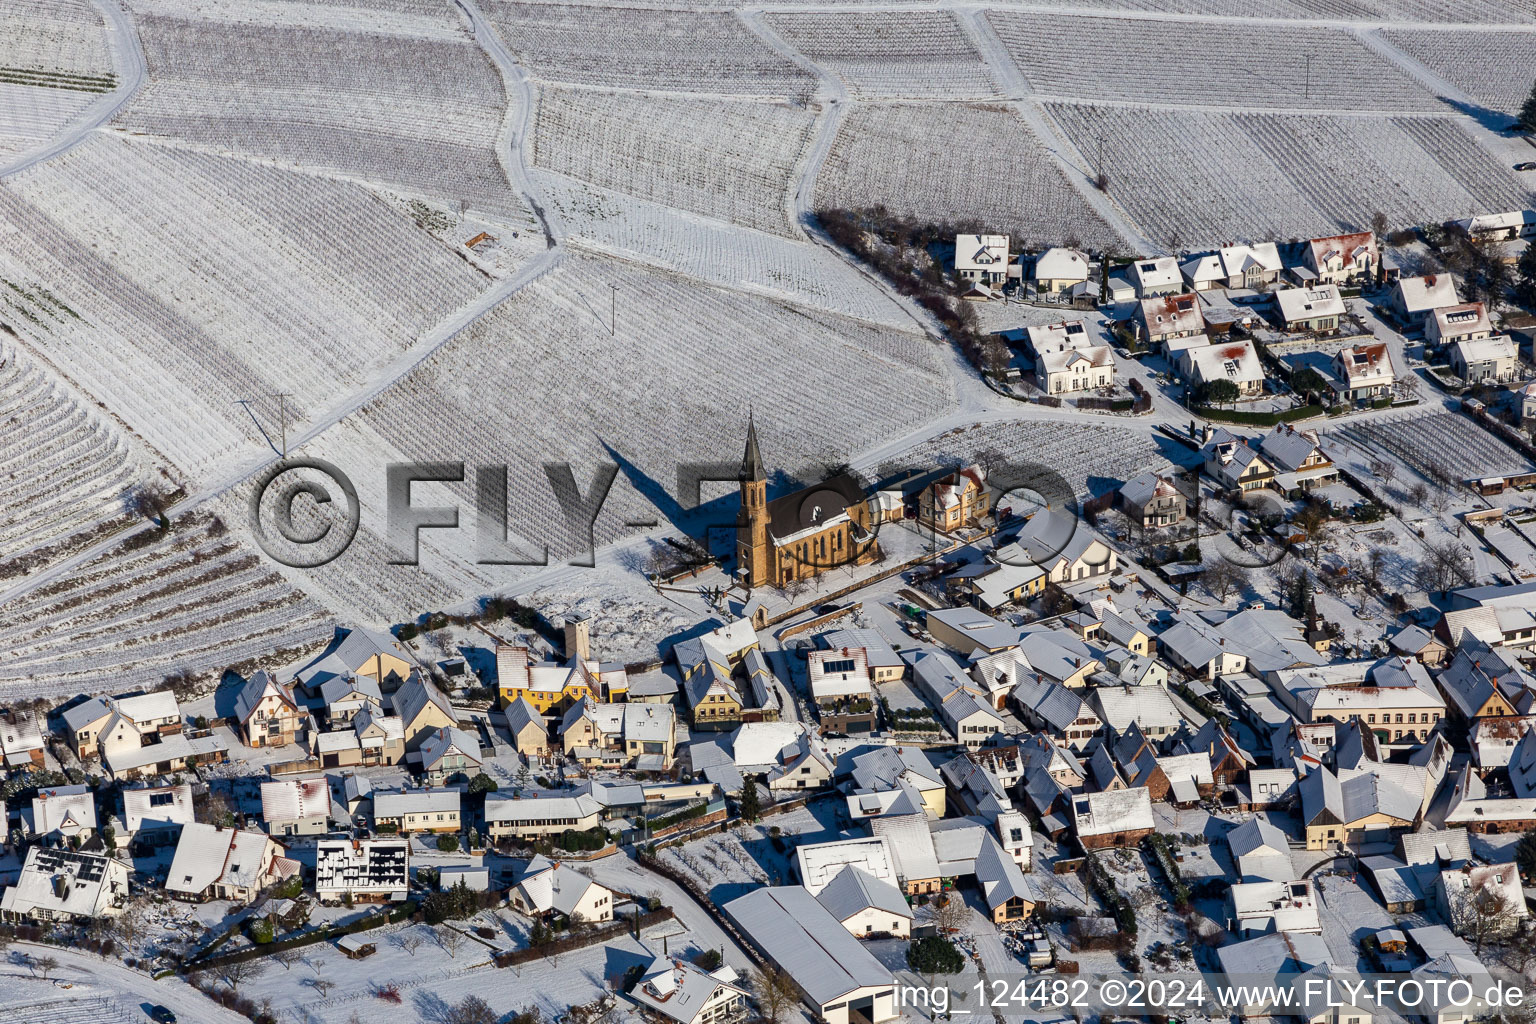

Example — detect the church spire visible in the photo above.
[740,410,766,483]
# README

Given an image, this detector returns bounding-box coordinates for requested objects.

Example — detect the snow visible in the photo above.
[531,88,816,237]
[0,0,110,77]
[816,102,1125,252]
[765,11,1001,99]
[1381,28,1536,116]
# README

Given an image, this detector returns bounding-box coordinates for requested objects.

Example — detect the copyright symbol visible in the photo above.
[249,457,360,568]
[1101,979,1128,1007]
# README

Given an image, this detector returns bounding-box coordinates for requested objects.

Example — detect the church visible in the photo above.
[735,416,880,590]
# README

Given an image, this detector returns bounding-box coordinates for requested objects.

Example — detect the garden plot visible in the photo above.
[817,103,1123,251]
[479,1,814,95]
[764,10,999,98]
[1382,29,1536,116]
[532,88,813,237]
[988,12,1439,112]
[234,254,955,624]
[533,170,922,330]
[1328,412,1536,489]
[658,801,840,902]
[115,14,527,219]
[0,337,161,566]
[0,134,488,479]
[0,511,335,695]
[529,587,691,664]
[894,419,1174,500]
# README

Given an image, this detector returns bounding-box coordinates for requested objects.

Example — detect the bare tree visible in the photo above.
[445,995,499,1024]
[273,948,303,972]
[1416,539,1476,595]
[1292,505,1332,563]
[437,926,468,959]
[1453,879,1518,954]
[390,932,424,957]
[750,965,798,1024]
[932,891,970,936]
[1407,481,1430,507]
[222,956,266,993]
[1203,559,1245,602]
[34,955,58,981]
[308,977,334,998]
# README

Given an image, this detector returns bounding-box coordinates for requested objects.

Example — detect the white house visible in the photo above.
[510,854,615,923]
[1274,285,1346,334]
[1451,335,1519,384]
[167,824,295,903]
[1219,242,1283,289]
[814,864,914,938]
[630,955,750,1024]
[1138,292,1205,350]
[955,234,1009,287]
[1226,879,1321,935]
[1425,301,1493,348]
[260,777,333,836]
[1304,232,1378,285]
[28,784,97,841]
[121,782,195,842]
[1331,343,1394,401]
[1037,346,1115,396]
[1033,247,1092,295]
[1453,210,1536,241]
[1180,339,1266,397]
[1130,256,1182,297]
[1437,862,1527,941]
[1389,274,1460,326]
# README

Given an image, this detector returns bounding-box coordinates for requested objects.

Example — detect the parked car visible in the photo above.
[1516,162,1536,171]
[148,1008,177,1024]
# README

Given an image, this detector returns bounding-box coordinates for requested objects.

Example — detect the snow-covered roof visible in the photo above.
[167,823,281,896]
[123,783,195,834]
[1395,273,1459,315]
[1119,471,1179,508]
[374,787,459,818]
[1431,302,1491,338]
[390,672,457,727]
[1130,256,1181,290]
[31,784,97,837]
[1139,292,1204,336]
[234,671,296,723]
[1033,247,1090,281]
[261,777,331,824]
[815,863,912,923]
[955,233,1009,272]
[485,792,599,823]
[1072,787,1153,838]
[1219,242,1282,277]
[419,726,482,770]
[1454,334,1517,364]
[0,847,125,919]
[632,955,748,1024]
[724,886,893,1006]
[1275,284,1345,323]
[1180,339,1265,385]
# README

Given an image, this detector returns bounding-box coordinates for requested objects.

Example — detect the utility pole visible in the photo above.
[1305,54,1311,102]
[270,392,291,456]
[610,284,617,337]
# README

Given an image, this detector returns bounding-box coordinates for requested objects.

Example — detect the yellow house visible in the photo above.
[675,619,779,731]
[1300,766,1417,850]
[919,465,990,534]
[294,626,414,694]
[504,696,550,757]
[496,643,599,715]
[390,672,458,750]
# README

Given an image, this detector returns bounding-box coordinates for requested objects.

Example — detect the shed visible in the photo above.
[336,933,376,959]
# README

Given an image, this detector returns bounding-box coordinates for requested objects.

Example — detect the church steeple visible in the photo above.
[740,409,766,483]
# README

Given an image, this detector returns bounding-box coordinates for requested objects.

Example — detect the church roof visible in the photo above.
[740,414,766,483]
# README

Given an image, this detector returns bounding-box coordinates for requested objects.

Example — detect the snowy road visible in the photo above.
[0,0,146,179]
[2,943,249,1023]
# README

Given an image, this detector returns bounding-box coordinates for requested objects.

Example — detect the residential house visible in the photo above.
[1303,232,1378,286]
[484,792,603,839]
[1435,636,1534,724]
[1137,292,1205,350]
[495,642,605,716]
[821,629,904,683]
[1117,472,1185,529]
[1130,256,1183,297]
[1389,274,1459,326]
[121,782,194,844]
[995,809,1033,871]
[373,788,460,834]
[814,864,914,938]
[505,696,551,757]
[1331,343,1394,402]
[944,558,1047,611]
[1179,252,1227,292]
[629,955,750,1024]
[1437,582,1536,649]
[1002,508,1117,584]
[925,606,1017,656]
[1226,879,1321,935]
[314,838,409,903]
[918,465,990,534]
[1260,423,1338,493]
[1389,625,1448,668]
[1218,242,1283,289]
[908,650,1003,748]
[0,847,128,922]
[1003,667,1101,747]
[294,626,414,697]
[1299,766,1425,850]
[390,671,458,750]
[1425,301,1492,348]
[28,784,96,842]
[807,648,876,734]
[1033,247,1091,295]
[260,777,333,836]
[1072,787,1155,849]
[418,726,483,784]
[1201,427,1275,492]
[1275,284,1347,334]
[1092,685,1187,744]
[795,835,907,895]
[234,671,303,749]
[562,700,676,768]
[844,745,946,820]
[1437,862,1527,941]
[974,833,1036,923]
[1451,335,1519,384]
[1453,210,1536,241]
[1227,817,1294,882]
[955,234,1009,287]
[1037,345,1116,396]
[60,690,181,763]
[510,854,615,923]
[675,619,779,731]
[319,676,382,727]
[1180,339,1266,397]
[167,824,295,902]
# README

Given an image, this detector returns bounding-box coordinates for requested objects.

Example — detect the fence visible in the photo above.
[491,908,675,967]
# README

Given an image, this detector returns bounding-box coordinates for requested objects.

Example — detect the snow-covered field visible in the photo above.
[816,103,1124,250]
[991,12,1440,111]
[1047,103,1533,248]
[480,1,814,95]
[0,134,491,480]
[531,88,814,236]
[765,10,1000,99]
[1326,411,1536,489]
[1018,0,1531,19]
[2,0,111,77]
[114,10,529,219]
[1381,28,1536,117]
[0,510,335,693]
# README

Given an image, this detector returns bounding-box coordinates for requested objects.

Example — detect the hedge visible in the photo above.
[1143,834,1192,906]
[1190,403,1322,426]
[1082,853,1137,937]
[649,801,712,831]
[186,900,419,970]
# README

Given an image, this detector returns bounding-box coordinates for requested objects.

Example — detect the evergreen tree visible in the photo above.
[1521,77,1536,132]
[1516,243,1536,309]
[737,778,762,823]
